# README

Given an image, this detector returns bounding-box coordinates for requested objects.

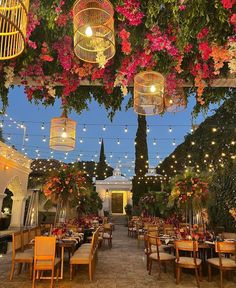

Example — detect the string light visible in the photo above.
[7,135,11,141]
[42,136,46,142]
[0,120,3,128]
[25,134,29,142]
[102,125,106,131]
[172,139,176,146]
[41,122,45,130]
[147,126,150,133]
[169,126,172,133]
[79,138,83,143]
[153,138,157,146]
[117,138,120,145]
[212,128,217,132]
[83,124,87,132]
[124,125,128,133]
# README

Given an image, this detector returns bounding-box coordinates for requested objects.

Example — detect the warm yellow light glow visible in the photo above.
[150,85,156,93]
[61,131,68,138]
[85,26,93,37]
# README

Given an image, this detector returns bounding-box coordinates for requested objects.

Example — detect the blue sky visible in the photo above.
[0,87,215,178]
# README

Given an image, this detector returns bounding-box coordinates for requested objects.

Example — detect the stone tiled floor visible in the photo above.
[0,225,235,288]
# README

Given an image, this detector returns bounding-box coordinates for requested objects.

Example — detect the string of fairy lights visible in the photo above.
[1,112,235,179]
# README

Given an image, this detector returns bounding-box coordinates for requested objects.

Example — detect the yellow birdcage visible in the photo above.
[0,0,30,60]
[73,0,115,63]
[164,87,186,113]
[49,114,77,152]
[133,71,165,115]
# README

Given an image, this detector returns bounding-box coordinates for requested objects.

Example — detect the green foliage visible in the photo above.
[209,161,236,232]
[124,204,133,216]
[132,115,148,205]
[139,191,168,217]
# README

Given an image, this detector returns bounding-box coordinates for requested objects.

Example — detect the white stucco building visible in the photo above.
[0,141,32,228]
[95,168,132,215]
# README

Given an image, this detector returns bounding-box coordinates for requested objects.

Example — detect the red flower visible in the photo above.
[56,14,67,27]
[199,42,212,61]
[221,0,236,9]
[230,14,236,26]
[197,28,209,40]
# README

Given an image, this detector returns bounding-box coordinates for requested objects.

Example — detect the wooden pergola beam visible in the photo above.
[13,76,236,88]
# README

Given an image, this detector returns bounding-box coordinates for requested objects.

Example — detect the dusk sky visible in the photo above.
[1,87,216,179]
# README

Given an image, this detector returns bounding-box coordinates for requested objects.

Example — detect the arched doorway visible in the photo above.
[0,141,32,229]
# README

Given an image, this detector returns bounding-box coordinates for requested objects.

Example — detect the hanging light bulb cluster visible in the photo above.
[0,0,30,60]
[73,0,115,64]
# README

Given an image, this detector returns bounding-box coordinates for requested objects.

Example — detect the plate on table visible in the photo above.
[224,239,236,242]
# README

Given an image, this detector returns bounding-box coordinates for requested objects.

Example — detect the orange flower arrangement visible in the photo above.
[43,165,86,205]
[210,44,230,75]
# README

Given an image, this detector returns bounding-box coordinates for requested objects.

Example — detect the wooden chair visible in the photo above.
[136,222,145,248]
[70,228,99,281]
[35,226,41,236]
[148,235,175,278]
[175,240,202,287]
[22,229,30,251]
[32,236,61,288]
[207,241,236,288]
[29,227,37,242]
[10,231,34,280]
[102,223,112,248]
[128,221,136,237]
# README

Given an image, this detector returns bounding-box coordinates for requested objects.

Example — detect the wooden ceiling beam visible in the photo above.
[13,76,236,88]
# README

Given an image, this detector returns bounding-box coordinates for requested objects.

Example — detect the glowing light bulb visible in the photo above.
[85,26,93,37]
[150,85,156,93]
[61,131,68,138]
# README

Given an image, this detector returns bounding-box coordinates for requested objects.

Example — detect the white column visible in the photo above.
[0,193,6,217]
[9,196,27,228]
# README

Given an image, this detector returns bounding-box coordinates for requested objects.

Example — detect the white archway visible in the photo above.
[0,141,32,228]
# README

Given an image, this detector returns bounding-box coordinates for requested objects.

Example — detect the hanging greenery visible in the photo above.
[0,0,235,115]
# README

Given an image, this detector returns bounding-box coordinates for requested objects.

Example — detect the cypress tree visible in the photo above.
[0,127,4,142]
[96,139,107,180]
[132,115,149,205]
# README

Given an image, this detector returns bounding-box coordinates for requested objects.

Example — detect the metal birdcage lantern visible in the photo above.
[49,113,77,152]
[134,71,165,115]
[164,87,186,113]
[73,0,115,63]
[0,0,30,60]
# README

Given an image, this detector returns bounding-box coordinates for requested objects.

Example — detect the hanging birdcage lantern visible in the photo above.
[73,0,115,64]
[134,71,165,115]
[0,0,30,60]
[49,112,77,152]
[164,87,186,113]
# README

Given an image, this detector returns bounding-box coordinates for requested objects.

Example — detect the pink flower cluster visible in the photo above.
[119,29,131,54]
[221,0,236,9]
[146,26,179,57]
[53,36,73,71]
[26,0,41,49]
[116,0,144,26]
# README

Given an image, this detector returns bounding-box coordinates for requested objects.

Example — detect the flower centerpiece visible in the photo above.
[43,165,86,223]
[168,170,209,226]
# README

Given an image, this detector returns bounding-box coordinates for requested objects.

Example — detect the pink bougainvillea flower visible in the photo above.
[230,14,236,26]
[221,0,236,9]
[184,43,193,53]
[179,5,186,10]
[199,41,212,61]
[116,0,144,26]
[197,27,209,40]
[56,14,67,27]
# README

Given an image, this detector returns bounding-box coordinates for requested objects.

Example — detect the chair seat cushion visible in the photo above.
[150,252,175,261]
[207,257,236,268]
[15,252,34,261]
[70,252,90,263]
[176,257,201,266]
[103,233,112,239]
[35,257,60,268]
[145,245,166,254]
